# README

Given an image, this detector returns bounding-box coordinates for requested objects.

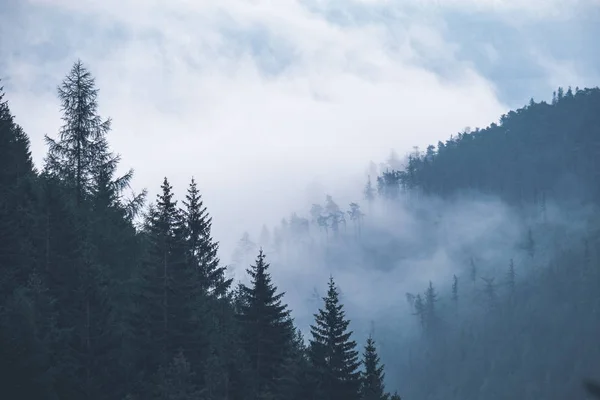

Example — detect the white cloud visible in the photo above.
[2,0,554,266]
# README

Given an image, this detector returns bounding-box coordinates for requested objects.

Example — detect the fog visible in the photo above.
[3,0,600,265]
[233,163,595,395]
[3,1,600,396]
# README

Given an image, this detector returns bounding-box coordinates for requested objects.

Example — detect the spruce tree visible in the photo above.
[137,178,187,379]
[180,177,236,389]
[182,177,231,297]
[238,249,295,398]
[424,281,438,334]
[44,60,112,205]
[413,294,425,331]
[309,276,361,400]
[451,275,458,309]
[360,335,389,400]
[348,202,364,237]
[39,62,125,399]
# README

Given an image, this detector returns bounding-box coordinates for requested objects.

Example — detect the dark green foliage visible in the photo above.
[136,177,188,375]
[0,83,37,296]
[0,272,66,400]
[385,87,600,204]
[2,61,341,400]
[13,58,600,400]
[155,351,204,400]
[44,60,112,205]
[370,87,600,399]
[238,249,295,398]
[182,178,231,297]
[309,276,361,400]
[273,328,313,400]
[360,336,389,400]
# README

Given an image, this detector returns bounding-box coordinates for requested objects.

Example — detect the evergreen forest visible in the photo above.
[2,60,600,400]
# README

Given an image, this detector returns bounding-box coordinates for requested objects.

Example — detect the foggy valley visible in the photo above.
[2,1,600,399]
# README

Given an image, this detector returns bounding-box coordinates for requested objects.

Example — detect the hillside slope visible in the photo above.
[255,87,600,399]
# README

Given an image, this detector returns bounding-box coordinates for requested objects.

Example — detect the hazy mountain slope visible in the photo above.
[252,86,600,399]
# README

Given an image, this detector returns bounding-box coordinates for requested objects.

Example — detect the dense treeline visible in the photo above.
[0,61,400,400]
[382,86,600,205]
[248,85,600,399]
[377,87,600,399]
[3,58,600,400]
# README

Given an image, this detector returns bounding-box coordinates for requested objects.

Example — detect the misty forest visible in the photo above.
[2,60,600,400]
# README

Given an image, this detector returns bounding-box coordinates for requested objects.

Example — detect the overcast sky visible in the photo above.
[1,0,599,263]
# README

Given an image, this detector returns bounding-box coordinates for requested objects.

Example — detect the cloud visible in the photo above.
[0,0,596,266]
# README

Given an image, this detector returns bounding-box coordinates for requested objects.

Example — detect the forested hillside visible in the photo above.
[234,87,600,400]
[2,58,600,400]
[0,61,400,400]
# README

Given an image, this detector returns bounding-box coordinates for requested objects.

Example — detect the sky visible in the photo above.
[1,0,599,265]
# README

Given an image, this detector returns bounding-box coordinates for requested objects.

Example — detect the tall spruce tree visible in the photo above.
[238,249,295,399]
[182,177,231,297]
[39,61,126,399]
[179,177,237,391]
[44,60,112,205]
[360,335,389,400]
[309,276,361,400]
[136,177,187,383]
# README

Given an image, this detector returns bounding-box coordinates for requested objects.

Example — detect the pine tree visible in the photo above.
[412,294,425,331]
[44,60,112,205]
[37,62,127,399]
[348,202,364,238]
[238,249,295,398]
[359,335,389,400]
[424,281,438,334]
[137,178,187,377]
[325,195,342,236]
[182,177,231,297]
[309,276,361,400]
